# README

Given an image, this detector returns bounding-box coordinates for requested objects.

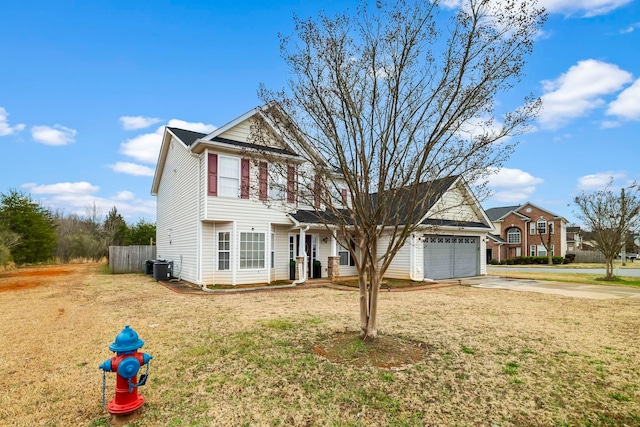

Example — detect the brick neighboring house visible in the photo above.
[484,203,568,262]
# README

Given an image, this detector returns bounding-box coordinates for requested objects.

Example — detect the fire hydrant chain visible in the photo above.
[102,370,106,407]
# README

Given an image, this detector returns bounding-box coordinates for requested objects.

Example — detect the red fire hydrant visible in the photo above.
[99,325,153,417]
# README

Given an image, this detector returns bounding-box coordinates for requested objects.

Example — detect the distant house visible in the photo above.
[151,106,494,286]
[484,203,568,262]
[566,226,582,253]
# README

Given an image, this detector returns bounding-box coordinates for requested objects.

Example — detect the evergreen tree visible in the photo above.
[126,219,156,245]
[0,190,57,264]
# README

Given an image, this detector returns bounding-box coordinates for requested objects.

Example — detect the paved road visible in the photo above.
[459,275,640,300]
[487,266,640,277]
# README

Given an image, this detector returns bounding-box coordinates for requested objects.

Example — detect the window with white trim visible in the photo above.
[218,156,240,198]
[537,219,547,235]
[507,227,521,244]
[530,223,536,235]
[270,232,275,268]
[338,245,350,266]
[551,244,555,256]
[537,245,547,257]
[269,165,286,201]
[240,232,265,269]
[218,232,230,270]
[549,222,555,234]
[530,245,536,257]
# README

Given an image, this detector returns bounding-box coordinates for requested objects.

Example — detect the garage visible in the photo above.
[424,235,479,280]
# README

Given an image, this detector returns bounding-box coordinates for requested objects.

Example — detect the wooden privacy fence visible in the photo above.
[574,250,605,263]
[109,245,156,273]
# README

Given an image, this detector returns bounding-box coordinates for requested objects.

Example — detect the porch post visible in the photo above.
[328,231,340,281]
[296,227,307,281]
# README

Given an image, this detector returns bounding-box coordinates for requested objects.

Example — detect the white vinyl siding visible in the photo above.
[155,136,200,284]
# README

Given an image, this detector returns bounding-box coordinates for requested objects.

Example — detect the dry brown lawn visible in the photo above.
[1,263,639,426]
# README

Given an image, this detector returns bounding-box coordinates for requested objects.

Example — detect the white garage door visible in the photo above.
[424,235,479,280]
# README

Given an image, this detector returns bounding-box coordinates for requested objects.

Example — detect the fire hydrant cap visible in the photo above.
[109,325,145,353]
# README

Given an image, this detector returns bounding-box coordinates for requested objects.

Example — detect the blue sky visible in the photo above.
[0,0,639,225]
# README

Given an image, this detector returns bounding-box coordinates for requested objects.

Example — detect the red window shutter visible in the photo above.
[287,165,295,203]
[208,154,218,196]
[314,175,321,208]
[341,188,347,204]
[241,159,250,199]
[259,162,268,201]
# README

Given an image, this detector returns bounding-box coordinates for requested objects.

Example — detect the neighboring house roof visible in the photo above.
[485,205,521,221]
[421,219,491,229]
[485,202,568,223]
[487,233,506,243]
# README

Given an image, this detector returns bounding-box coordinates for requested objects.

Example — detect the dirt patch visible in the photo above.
[313,331,428,369]
[0,264,91,292]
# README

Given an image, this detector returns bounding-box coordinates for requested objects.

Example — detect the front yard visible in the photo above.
[1,263,639,426]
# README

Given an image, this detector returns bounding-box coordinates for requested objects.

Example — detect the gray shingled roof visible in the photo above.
[167,127,206,146]
[485,205,521,221]
[167,127,299,157]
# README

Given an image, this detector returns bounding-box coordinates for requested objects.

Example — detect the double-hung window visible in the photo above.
[218,156,240,197]
[240,232,265,269]
[218,232,230,270]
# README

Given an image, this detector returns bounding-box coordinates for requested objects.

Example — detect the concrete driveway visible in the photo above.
[456,276,640,300]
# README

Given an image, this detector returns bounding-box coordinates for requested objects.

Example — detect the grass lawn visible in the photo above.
[1,263,640,426]
[489,262,640,287]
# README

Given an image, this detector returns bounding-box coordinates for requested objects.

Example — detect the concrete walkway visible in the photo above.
[455,276,640,300]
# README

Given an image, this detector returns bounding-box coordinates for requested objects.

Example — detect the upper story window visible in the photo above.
[549,222,554,234]
[218,156,240,198]
[537,218,547,235]
[507,227,521,244]
[269,164,286,201]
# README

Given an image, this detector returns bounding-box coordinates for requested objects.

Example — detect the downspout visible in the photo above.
[292,225,310,285]
[409,234,423,282]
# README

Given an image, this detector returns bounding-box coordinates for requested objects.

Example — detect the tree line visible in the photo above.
[0,189,155,266]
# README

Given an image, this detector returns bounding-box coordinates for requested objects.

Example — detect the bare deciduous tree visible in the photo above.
[574,183,640,280]
[255,0,545,338]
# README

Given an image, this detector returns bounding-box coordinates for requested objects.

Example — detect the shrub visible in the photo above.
[553,256,564,264]
[489,259,500,265]
[506,259,515,265]
[564,254,576,264]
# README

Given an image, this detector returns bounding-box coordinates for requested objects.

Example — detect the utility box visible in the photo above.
[153,261,170,281]
[145,260,154,275]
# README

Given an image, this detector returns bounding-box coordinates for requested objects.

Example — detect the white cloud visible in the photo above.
[21,181,156,220]
[109,161,155,177]
[120,119,216,164]
[483,167,543,203]
[0,107,25,136]
[540,0,632,17]
[537,60,633,129]
[599,120,621,129]
[620,22,640,34]
[31,124,77,146]
[440,0,631,17]
[114,191,135,201]
[23,181,100,196]
[577,171,626,191]
[607,78,640,121]
[119,116,163,130]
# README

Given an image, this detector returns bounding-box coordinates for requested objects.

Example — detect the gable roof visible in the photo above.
[290,176,492,230]
[485,205,521,221]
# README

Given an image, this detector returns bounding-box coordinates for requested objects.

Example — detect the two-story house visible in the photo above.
[151,106,495,286]
[484,203,568,262]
